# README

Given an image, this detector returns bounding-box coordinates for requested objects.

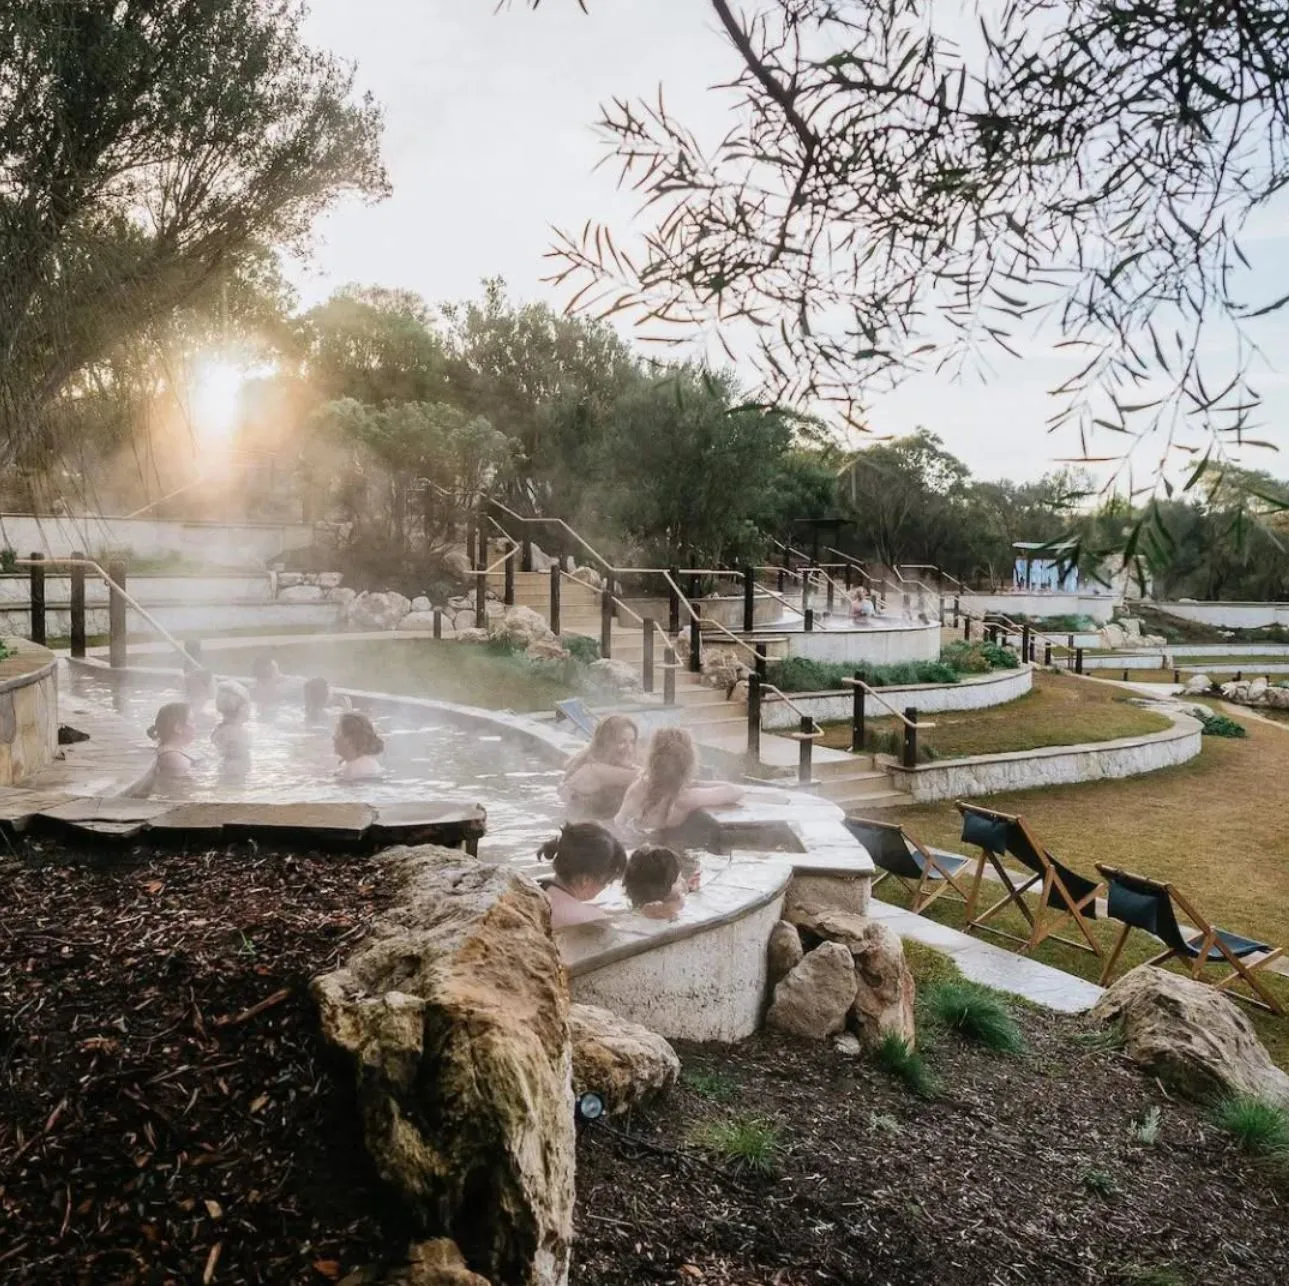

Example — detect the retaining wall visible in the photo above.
[751,619,941,666]
[760,664,1033,730]
[886,710,1202,803]
[1153,601,1289,629]
[956,591,1121,624]
[0,600,343,639]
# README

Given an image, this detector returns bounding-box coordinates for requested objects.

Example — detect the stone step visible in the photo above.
[809,771,898,802]
[833,789,912,811]
[809,752,879,779]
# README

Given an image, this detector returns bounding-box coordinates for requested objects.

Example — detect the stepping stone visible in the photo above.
[150,801,378,845]
[370,801,487,851]
[34,796,177,840]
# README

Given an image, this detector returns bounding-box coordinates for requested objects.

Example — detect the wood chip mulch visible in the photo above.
[574,1018,1289,1285]
[0,840,403,1285]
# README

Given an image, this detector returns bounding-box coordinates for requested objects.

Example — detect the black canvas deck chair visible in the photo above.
[844,817,975,915]
[956,803,1104,957]
[1096,865,1284,1014]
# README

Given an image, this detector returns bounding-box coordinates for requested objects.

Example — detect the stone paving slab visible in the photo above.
[868,898,1105,1014]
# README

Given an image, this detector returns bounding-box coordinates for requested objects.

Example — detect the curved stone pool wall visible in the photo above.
[751,618,941,666]
[0,640,58,785]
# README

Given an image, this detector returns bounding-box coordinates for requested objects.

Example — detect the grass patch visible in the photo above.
[902,940,963,989]
[1211,1094,1289,1157]
[682,1069,739,1102]
[873,1033,940,1099]
[688,1116,781,1175]
[822,670,1172,758]
[1082,1168,1118,1198]
[225,637,579,712]
[922,981,1025,1054]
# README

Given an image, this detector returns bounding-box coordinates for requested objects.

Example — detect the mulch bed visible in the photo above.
[573,1014,1289,1285]
[0,838,404,1285]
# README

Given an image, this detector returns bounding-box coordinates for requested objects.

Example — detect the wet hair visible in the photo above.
[251,653,280,681]
[215,680,252,721]
[624,845,681,908]
[303,677,330,714]
[537,822,628,887]
[336,710,384,757]
[562,713,638,780]
[639,727,697,825]
[147,702,191,743]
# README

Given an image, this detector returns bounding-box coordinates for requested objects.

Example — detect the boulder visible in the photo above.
[526,638,570,662]
[412,595,432,614]
[277,571,304,589]
[1121,617,1143,638]
[448,595,473,612]
[569,565,603,591]
[1220,680,1251,702]
[453,610,480,633]
[379,1239,491,1285]
[1100,623,1128,650]
[1265,685,1289,710]
[1181,674,1214,695]
[529,543,556,573]
[1248,676,1269,702]
[568,1003,679,1115]
[456,628,491,645]
[765,941,858,1040]
[329,586,357,607]
[1091,966,1289,1106]
[313,850,574,1286]
[586,658,642,695]
[767,920,804,986]
[786,908,915,1049]
[399,611,442,632]
[444,550,474,580]
[346,591,412,631]
[492,605,554,650]
[319,571,344,589]
[279,583,325,604]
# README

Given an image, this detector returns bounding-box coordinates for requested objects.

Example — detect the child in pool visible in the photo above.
[183,667,215,719]
[148,702,197,779]
[333,711,385,780]
[623,845,688,921]
[211,681,253,761]
[537,822,628,930]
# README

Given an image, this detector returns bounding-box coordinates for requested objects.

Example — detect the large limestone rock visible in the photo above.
[456,627,491,644]
[1100,622,1128,650]
[787,908,915,1049]
[1248,676,1269,702]
[1091,966,1289,1106]
[399,610,443,632]
[1221,680,1251,702]
[569,565,604,590]
[1181,673,1214,695]
[411,595,432,614]
[319,571,344,589]
[444,550,474,580]
[492,605,554,650]
[586,658,641,695]
[568,1003,679,1115]
[527,638,569,662]
[1265,685,1289,710]
[345,590,413,630]
[370,1240,491,1285]
[765,941,857,1039]
[313,850,574,1286]
[279,583,325,603]
[767,920,804,986]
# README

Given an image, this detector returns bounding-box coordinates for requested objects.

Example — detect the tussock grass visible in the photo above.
[689,1116,781,1175]
[923,981,1025,1054]
[873,1033,940,1099]
[682,1069,739,1102]
[1211,1094,1289,1157]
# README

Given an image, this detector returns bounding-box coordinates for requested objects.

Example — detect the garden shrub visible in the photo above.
[1197,711,1247,739]
[767,656,961,692]
[564,633,601,665]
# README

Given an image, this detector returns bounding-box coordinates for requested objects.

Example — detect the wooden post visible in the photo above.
[642,619,655,693]
[521,537,533,573]
[1021,623,1031,661]
[688,610,701,673]
[28,552,45,645]
[826,576,835,614]
[466,515,477,569]
[69,552,86,658]
[777,567,786,593]
[1044,641,1052,666]
[743,565,755,633]
[797,716,814,785]
[755,642,767,680]
[475,570,487,629]
[600,587,613,659]
[1075,647,1084,675]
[668,567,681,636]
[433,608,443,640]
[108,559,127,668]
[746,672,761,764]
[1173,667,1180,685]
[549,566,561,637]
[663,645,677,705]
[1122,668,1129,682]
[902,707,919,768]
[953,596,960,627]
[963,616,971,640]
[844,562,853,591]
[851,671,866,754]
[804,608,814,633]
[504,546,516,606]
[801,569,810,619]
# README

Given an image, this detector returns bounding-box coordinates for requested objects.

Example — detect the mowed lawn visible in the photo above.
[877,709,1289,1064]
[820,670,1172,758]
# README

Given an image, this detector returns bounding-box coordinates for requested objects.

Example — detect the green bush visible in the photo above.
[564,633,601,665]
[1197,711,1247,739]
[941,639,1019,673]
[767,656,962,692]
[873,1033,940,1099]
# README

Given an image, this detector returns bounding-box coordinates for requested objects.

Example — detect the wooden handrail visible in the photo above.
[840,675,937,730]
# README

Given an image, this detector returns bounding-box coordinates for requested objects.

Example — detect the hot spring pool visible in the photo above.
[66,668,569,860]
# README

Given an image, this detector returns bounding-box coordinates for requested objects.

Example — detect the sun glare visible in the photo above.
[189,358,245,444]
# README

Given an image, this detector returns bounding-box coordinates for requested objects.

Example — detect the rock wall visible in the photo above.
[313,848,575,1286]
[0,641,58,785]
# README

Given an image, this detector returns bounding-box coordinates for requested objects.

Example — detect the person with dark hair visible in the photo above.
[303,676,331,722]
[147,702,196,779]
[333,710,385,780]
[537,822,628,929]
[623,845,687,921]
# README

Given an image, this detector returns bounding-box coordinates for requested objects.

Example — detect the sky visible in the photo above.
[289,0,1289,486]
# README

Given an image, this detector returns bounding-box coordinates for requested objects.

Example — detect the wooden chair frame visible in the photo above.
[1096,864,1285,1014]
[957,803,1104,959]
[853,816,977,916]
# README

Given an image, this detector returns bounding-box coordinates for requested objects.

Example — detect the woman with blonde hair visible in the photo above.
[560,714,640,823]
[615,726,742,836]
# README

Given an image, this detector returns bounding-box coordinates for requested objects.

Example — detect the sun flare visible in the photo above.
[189,358,245,444]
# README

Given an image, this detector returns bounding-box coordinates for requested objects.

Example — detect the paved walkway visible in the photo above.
[869,898,1105,1013]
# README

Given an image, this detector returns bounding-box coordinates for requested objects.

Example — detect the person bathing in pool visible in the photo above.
[333,711,385,780]
[537,822,628,930]
[211,681,253,763]
[623,844,690,921]
[148,702,197,780]
[614,727,742,837]
[559,714,640,823]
